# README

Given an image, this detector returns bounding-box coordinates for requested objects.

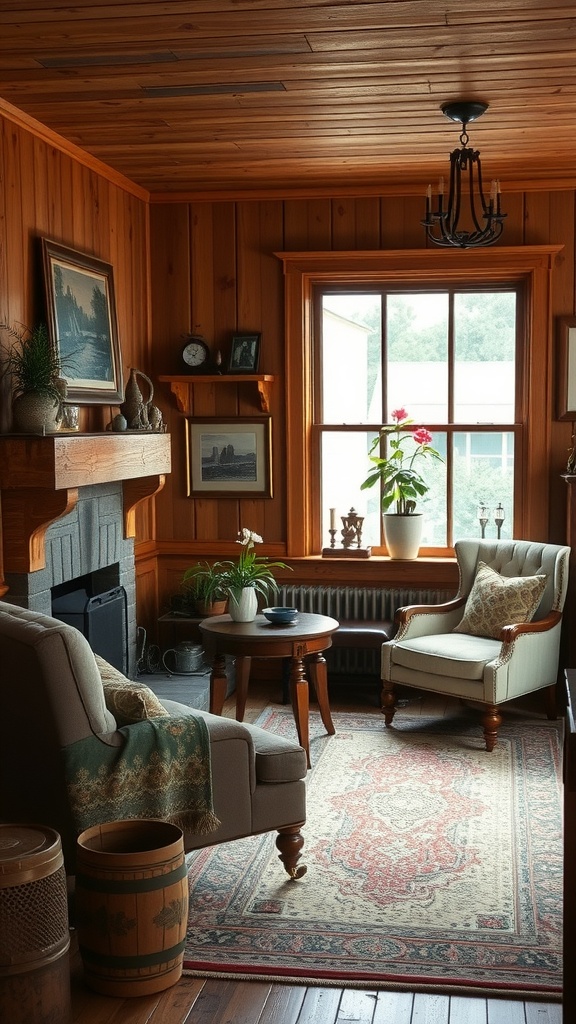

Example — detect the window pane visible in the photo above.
[321,295,382,424]
[452,431,514,541]
[321,429,448,548]
[454,292,515,423]
[321,432,380,546]
[386,293,449,423]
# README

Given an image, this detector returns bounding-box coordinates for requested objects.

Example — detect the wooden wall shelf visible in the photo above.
[158,374,275,414]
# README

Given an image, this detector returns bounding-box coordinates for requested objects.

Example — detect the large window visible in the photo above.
[316,287,519,552]
[278,247,557,558]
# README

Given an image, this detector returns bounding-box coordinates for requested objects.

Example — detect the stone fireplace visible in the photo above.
[5,482,137,672]
[0,432,171,676]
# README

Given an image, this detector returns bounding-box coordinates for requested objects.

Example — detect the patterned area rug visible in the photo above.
[183,707,562,998]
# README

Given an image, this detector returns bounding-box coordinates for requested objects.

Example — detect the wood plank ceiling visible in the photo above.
[0,1,575,197]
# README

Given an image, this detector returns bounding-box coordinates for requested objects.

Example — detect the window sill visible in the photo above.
[276,555,459,591]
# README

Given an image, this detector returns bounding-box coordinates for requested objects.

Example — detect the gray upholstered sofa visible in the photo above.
[0,600,307,877]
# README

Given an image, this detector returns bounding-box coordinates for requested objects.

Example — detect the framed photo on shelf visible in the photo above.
[557,316,576,420]
[41,238,124,404]
[186,417,272,496]
[227,333,261,374]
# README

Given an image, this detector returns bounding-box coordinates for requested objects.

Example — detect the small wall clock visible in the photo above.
[182,335,212,374]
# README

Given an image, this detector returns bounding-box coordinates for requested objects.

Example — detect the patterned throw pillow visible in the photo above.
[453,561,547,639]
[94,654,168,725]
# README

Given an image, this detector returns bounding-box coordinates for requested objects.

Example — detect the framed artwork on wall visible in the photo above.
[557,316,576,420]
[41,238,124,404]
[227,333,261,374]
[186,417,272,496]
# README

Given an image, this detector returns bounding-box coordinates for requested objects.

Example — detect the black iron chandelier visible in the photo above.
[421,102,506,249]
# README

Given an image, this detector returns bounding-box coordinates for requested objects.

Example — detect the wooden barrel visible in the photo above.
[75,819,189,997]
[0,824,71,1024]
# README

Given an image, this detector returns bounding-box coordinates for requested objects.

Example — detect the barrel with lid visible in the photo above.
[0,823,71,1024]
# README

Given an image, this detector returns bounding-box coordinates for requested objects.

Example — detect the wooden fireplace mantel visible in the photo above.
[0,432,171,574]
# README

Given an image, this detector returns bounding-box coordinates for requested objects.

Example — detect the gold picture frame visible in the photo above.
[41,238,124,404]
[557,316,576,420]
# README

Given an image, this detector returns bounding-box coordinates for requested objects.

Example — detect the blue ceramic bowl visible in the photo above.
[262,606,298,624]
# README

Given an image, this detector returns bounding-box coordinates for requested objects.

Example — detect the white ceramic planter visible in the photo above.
[383,513,423,560]
[228,587,258,622]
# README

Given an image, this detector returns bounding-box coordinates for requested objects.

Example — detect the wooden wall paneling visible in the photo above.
[149,203,192,544]
[497,191,524,247]
[17,130,40,325]
[30,135,48,240]
[284,199,332,250]
[58,152,75,250]
[331,197,381,251]
[523,251,558,540]
[549,191,576,545]
[0,120,9,434]
[235,201,280,545]
[258,200,287,542]
[524,190,552,247]
[150,204,192,378]
[380,195,425,249]
[190,201,217,373]
[209,200,245,546]
[46,142,63,245]
[212,201,238,386]
[189,202,229,545]
[134,554,161,646]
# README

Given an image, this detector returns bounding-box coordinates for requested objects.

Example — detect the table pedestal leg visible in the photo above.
[289,655,310,768]
[235,656,252,722]
[308,651,335,736]
[209,653,228,715]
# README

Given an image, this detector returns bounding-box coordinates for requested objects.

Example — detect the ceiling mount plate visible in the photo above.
[441,102,488,125]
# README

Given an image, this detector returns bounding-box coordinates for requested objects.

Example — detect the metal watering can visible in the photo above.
[162,641,204,675]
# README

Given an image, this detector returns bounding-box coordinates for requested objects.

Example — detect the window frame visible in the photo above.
[276,246,561,558]
[314,283,523,554]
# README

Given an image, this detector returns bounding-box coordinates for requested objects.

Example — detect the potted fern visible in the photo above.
[180,561,229,616]
[1,321,68,434]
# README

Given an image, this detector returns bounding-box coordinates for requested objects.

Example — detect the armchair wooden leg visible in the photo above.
[482,705,502,752]
[276,825,307,879]
[381,680,397,727]
[544,682,558,720]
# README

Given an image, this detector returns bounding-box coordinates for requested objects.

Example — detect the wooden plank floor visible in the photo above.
[69,677,563,1024]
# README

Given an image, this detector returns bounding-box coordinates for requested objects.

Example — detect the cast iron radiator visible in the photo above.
[276,585,453,677]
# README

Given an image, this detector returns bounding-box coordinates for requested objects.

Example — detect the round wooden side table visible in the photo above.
[199,612,339,767]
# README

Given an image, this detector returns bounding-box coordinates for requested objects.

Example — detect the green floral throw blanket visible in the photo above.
[64,715,221,835]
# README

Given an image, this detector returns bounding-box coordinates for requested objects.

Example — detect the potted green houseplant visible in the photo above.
[361,407,443,559]
[180,561,229,616]
[219,528,291,622]
[1,321,68,434]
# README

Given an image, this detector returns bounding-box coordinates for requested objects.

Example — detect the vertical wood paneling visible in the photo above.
[150,202,194,543]
[500,191,524,247]
[549,191,576,543]
[332,197,381,250]
[0,112,150,515]
[212,201,237,393]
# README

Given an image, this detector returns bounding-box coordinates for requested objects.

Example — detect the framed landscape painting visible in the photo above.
[41,238,124,403]
[186,417,272,496]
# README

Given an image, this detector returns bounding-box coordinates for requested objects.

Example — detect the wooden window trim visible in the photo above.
[277,246,563,558]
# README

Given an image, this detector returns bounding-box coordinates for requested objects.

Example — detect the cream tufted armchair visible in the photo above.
[381,539,570,750]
